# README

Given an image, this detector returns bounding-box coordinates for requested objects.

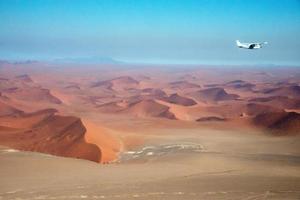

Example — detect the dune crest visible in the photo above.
[125,99,176,119]
[91,76,139,91]
[0,105,101,162]
[253,111,300,135]
[263,85,300,98]
[168,81,201,90]
[161,93,197,106]
[190,87,239,103]
[83,120,122,163]
[0,74,62,105]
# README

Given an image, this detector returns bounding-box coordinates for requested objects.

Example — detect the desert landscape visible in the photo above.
[1,0,299,199]
[0,61,300,199]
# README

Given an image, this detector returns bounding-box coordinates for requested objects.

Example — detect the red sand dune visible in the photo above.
[204,103,245,118]
[83,120,121,163]
[253,111,300,135]
[262,85,300,98]
[15,74,33,83]
[155,99,206,121]
[225,80,255,91]
[0,101,23,117]
[0,92,10,102]
[190,87,239,103]
[243,103,284,116]
[97,101,125,113]
[161,93,197,106]
[91,76,139,91]
[141,88,167,97]
[4,87,62,104]
[0,108,58,129]
[97,90,170,113]
[124,99,176,119]
[168,81,201,90]
[82,95,106,105]
[249,96,300,109]
[98,88,168,110]
[0,106,101,162]
[124,88,168,102]
[91,80,113,89]
[204,102,282,119]
[0,75,62,104]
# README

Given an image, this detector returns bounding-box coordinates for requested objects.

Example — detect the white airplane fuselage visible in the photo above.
[236,40,267,49]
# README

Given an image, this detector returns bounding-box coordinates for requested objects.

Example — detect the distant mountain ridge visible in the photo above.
[53,56,122,64]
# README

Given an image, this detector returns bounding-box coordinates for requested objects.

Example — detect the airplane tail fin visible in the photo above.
[236,40,241,46]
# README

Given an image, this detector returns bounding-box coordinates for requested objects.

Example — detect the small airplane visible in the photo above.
[236,40,268,49]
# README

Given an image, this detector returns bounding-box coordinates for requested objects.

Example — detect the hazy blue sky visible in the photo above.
[0,0,299,65]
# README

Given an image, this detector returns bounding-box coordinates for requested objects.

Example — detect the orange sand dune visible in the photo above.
[0,101,23,117]
[189,87,239,103]
[204,102,283,119]
[249,96,300,109]
[161,93,197,106]
[140,88,167,97]
[0,106,101,162]
[83,120,122,163]
[168,80,201,90]
[4,87,62,104]
[91,76,140,91]
[0,108,56,129]
[97,101,125,113]
[253,111,300,135]
[262,85,300,98]
[157,99,220,121]
[124,99,176,119]
[15,74,33,83]
[243,103,284,116]
[225,80,255,91]
[0,74,62,105]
